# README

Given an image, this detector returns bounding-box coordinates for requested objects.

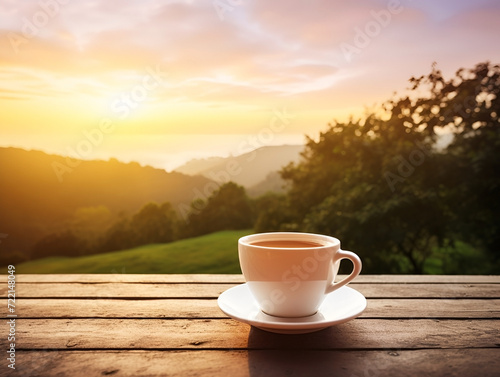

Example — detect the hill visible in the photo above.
[174,156,225,176]
[0,147,213,256]
[247,171,291,197]
[174,145,303,188]
[14,230,248,274]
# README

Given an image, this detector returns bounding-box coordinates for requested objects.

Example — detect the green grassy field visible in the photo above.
[15,230,251,274]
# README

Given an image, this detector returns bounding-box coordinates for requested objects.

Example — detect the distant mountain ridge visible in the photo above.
[0,147,212,255]
[174,156,225,176]
[174,145,304,189]
[0,145,303,257]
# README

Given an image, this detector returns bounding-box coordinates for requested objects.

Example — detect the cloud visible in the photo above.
[1,0,500,142]
[0,0,355,103]
[246,0,376,48]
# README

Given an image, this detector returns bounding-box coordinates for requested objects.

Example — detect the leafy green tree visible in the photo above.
[186,182,253,236]
[281,119,447,273]
[384,61,500,269]
[253,192,295,233]
[425,62,500,266]
[279,62,499,273]
[99,212,134,252]
[70,205,114,251]
[130,202,178,245]
[31,230,87,258]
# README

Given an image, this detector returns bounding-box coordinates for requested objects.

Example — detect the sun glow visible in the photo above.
[1,0,499,167]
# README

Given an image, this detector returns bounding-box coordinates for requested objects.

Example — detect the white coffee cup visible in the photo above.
[238,232,362,318]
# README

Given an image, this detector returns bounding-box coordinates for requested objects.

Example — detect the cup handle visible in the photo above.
[325,249,362,294]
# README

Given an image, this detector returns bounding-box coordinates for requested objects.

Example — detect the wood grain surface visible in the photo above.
[0,274,498,377]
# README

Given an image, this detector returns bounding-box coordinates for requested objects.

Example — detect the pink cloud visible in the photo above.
[1,0,499,126]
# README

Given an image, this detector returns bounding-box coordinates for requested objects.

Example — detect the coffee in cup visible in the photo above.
[238,232,362,318]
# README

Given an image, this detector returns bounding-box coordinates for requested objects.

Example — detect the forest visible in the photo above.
[2,62,499,274]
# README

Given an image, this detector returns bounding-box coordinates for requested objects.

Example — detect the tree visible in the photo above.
[253,192,295,233]
[279,62,500,273]
[130,202,178,245]
[70,205,114,252]
[425,62,500,265]
[281,119,447,273]
[31,230,87,258]
[185,182,253,236]
[100,216,135,252]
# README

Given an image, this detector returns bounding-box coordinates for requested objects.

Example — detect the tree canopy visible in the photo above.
[274,62,500,273]
[185,182,254,237]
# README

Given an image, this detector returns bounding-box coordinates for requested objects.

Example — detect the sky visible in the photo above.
[1,0,500,170]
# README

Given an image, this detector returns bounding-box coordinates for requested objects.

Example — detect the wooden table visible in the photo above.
[1,274,499,376]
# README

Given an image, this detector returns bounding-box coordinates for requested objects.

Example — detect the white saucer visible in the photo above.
[217,283,366,334]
